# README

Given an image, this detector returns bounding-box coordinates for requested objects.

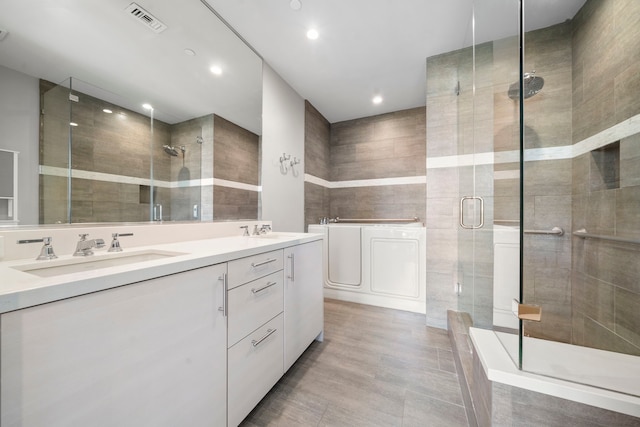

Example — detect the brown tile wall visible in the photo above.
[330,107,426,181]
[212,114,260,220]
[40,85,261,223]
[304,101,330,181]
[569,0,640,356]
[303,103,426,230]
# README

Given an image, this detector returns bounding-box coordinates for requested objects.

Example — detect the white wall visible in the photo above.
[0,65,40,225]
[261,64,305,232]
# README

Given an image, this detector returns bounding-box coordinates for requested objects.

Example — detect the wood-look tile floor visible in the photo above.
[240,299,470,427]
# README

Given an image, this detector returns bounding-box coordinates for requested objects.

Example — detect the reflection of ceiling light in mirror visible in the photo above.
[103,109,113,114]
[184,48,196,56]
[142,103,153,110]
[290,0,301,11]
[372,95,383,105]
[69,122,78,127]
[306,29,319,40]
[210,65,223,76]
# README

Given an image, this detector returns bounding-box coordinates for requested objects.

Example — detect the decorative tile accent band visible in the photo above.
[304,174,426,189]
[428,113,640,169]
[39,166,261,192]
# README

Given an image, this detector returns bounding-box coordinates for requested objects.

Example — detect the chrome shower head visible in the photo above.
[508,71,545,100]
[196,136,204,145]
[163,145,179,156]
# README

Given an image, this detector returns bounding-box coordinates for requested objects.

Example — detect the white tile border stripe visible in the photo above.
[39,166,261,192]
[304,174,426,189]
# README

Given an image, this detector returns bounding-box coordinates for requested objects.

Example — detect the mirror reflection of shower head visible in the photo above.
[508,71,544,100]
[163,145,179,156]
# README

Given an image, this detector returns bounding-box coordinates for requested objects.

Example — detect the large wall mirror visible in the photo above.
[0,0,262,225]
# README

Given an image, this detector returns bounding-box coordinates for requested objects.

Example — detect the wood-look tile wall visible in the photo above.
[212,114,260,220]
[519,22,574,343]
[39,82,261,223]
[570,0,640,356]
[303,104,426,231]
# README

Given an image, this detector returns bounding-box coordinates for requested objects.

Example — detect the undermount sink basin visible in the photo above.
[13,250,187,278]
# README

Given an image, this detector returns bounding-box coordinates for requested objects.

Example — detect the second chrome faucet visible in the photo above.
[73,234,105,256]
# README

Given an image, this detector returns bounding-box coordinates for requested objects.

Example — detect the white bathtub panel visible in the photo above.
[368,238,420,297]
[327,226,361,286]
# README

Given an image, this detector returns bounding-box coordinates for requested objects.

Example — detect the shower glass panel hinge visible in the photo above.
[511,299,542,322]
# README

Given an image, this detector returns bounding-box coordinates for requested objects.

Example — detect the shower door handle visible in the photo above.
[459,196,484,229]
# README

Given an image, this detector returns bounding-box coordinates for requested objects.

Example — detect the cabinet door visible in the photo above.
[1,264,228,427]
[284,240,324,371]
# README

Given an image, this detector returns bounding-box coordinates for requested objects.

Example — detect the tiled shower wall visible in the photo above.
[212,114,260,220]
[39,80,172,223]
[570,0,640,355]
[39,81,259,223]
[303,104,426,231]
[520,22,574,343]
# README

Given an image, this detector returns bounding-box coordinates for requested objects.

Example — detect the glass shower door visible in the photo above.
[520,0,640,397]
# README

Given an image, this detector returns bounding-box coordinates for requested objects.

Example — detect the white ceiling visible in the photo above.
[205,0,587,123]
[0,0,587,130]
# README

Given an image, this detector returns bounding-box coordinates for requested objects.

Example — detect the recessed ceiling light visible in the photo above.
[184,48,196,56]
[372,95,383,105]
[306,28,319,40]
[290,0,301,11]
[210,65,223,76]
[103,109,113,114]
[142,103,153,110]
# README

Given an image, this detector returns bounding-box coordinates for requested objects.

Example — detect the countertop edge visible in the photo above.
[0,233,323,314]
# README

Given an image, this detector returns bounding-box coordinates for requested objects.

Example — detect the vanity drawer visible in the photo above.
[228,271,284,347]
[228,249,283,289]
[228,314,284,427]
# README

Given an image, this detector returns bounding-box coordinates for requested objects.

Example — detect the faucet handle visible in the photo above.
[79,233,89,240]
[38,237,58,260]
[240,226,250,237]
[109,233,133,252]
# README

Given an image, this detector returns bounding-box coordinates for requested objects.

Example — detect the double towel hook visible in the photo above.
[279,152,300,175]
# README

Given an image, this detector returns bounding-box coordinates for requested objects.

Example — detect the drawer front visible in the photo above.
[228,314,284,427]
[228,271,284,347]
[228,249,283,289]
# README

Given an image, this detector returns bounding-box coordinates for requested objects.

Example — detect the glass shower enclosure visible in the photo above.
[40,77,205,224]
[427,0,639,401]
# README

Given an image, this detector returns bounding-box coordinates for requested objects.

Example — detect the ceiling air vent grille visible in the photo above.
[125,3,167,33]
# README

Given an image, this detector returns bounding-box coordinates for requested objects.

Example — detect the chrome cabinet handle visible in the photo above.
[251,328,277,347]
[251,281,277,294]
[217,273,228,317]
[251,258,277,268]
[287,253,295,281]
[459,196,484,229]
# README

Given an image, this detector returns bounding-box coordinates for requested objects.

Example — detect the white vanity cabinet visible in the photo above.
[284,240,323,371]
[227,250,285,427]
[0,264,228,427]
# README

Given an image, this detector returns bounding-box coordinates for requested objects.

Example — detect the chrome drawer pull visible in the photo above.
[251,328,277,347]
[251,281,277,294]
[251,258,277,268]
[217,273,228,317]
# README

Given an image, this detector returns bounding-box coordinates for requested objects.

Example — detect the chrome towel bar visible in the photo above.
[524,227,564,236]
[327,217,420,224]
[573,229,640,245]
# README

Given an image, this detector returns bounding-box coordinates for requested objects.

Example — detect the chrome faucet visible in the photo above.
[108,233,134,252]
[74,234,105,256]
[259,224,272,234]
[17,236,58,260]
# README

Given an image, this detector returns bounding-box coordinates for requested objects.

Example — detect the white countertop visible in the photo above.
[0,232,322,314]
